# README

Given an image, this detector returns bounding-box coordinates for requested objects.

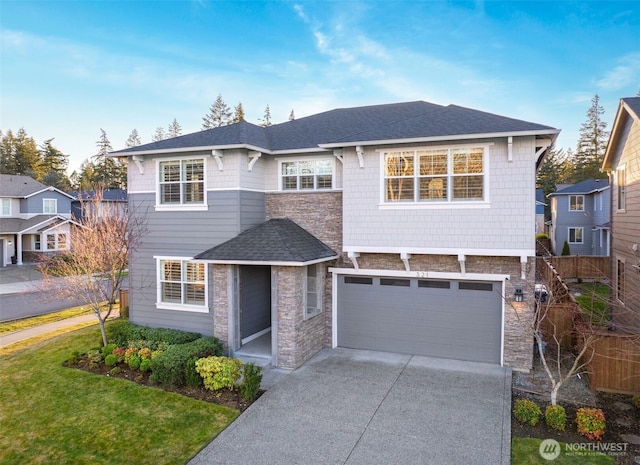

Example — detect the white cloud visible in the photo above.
[596,53,640,90]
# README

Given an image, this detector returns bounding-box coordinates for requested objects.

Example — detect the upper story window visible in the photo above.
[1,199,10,216]
[158,159,205,206]
[617,166,626,211]
[43,198,57,214]
[281,159,333,191]
[569,195,584,211]
[382,147,484,203]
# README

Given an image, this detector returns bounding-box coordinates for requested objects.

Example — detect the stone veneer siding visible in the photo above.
[335,253,535,372]
[212,265,231,352]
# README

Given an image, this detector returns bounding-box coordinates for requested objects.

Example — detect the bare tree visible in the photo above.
[39,189,146,346]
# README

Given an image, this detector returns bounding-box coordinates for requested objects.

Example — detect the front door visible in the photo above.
[239,265,272,345]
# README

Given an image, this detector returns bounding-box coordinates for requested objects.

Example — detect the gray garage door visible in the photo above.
[337,276,502,364]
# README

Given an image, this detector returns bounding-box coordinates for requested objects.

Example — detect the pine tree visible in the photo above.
[39,138,71,190]
[125,129,141,148]
[289,109,295,121]
[152,127,165,142]
[572,95,609,183]
[167,118,182,138]
[260,104,272,127]
[202,94,232,129]
[89,129,127,189]
[232,102,245,123]
[536,146,572,220]
[0,128,41,177]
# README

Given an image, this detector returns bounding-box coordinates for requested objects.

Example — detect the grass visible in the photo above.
[512,438,615,464]
[574,283,611,326]
[0,305,94,334]
[0,324,239,465]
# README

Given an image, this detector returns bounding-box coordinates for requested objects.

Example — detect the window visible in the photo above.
[305,264,323,319]
[617,166,626,210]
[344,276,373,285]
[383,147,484,203]
[569,195,584,211]
[1,199,10,216]
[58,234,67,249]
[616,259,625,304]
[47,234,56,250]
[158,159,205,205]
[281,159,333,191]
[459,282,494,291]
[568,227,583,244]
[418,280,450,289]
[34,235,41,250]
[43,199,57,214]
[157,259,207,311]
[380,278,411,286]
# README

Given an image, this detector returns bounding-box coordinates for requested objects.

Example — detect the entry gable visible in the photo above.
[195,218,338,265]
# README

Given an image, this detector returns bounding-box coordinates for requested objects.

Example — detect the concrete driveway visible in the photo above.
[189,348,512,465]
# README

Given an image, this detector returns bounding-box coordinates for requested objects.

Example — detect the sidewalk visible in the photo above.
[0,309,119,348]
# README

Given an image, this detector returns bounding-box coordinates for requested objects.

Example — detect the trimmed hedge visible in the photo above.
[106,321,202,348]
[149,337,223,387]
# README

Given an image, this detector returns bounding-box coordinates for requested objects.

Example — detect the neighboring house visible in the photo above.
[0,174,76,266]
[535,188,546,235]
[70,189,128,222]
[548,179,610,256]
[111,100,559,371]
[602,96,640,332]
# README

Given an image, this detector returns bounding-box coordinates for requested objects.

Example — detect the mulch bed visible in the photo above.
[512,389,639,464]
[67,356,262,412]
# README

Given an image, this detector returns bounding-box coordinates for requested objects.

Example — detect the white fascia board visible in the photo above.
[18,216,71,234]
[318,129,561,149]
[342,246,535,258]
[328,267,509,282]
[271,147,330,155]
[109,143,271,157]
[25,186,76,200]
[195,255,339,267]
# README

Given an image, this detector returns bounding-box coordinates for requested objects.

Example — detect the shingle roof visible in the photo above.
[111,101,558,155]
[0,215,64,234]
[0,174,48,197]
[622,97,640,118]
[70,189,128,202]
[550,178,609,196]
[194,218,338,264]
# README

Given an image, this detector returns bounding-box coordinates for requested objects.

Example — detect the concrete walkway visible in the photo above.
[190,348,512,465]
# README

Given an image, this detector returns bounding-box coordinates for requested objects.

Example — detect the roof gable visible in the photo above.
[194,218,337,265]
[603,97,640,171]
[550,178,609,196]
[0,174,48,197]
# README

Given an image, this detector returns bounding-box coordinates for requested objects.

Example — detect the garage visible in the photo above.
[337,275,502,364]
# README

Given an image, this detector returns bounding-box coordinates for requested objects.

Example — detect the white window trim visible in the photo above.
[378,143,490,207]
[155,156,208,211]
[304,263,323,319]
[43,198,57,214]
[278,156,335,191]
[0,199,10,216]
[568,195,584,212]
[568,227,584,244]
[155,256,209,313]
[616,256,625,305]
[616,165,626,212]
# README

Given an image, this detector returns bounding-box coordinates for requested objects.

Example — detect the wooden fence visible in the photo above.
[119,289,129,318]
[541,256,609,280]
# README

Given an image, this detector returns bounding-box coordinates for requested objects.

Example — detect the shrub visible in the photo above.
[536,233,549,240]
[67,350,81,366]
[545,405,567,431]
[239,363,262,401]
[632,395,640,409]
[138,348,152,359]
[104,354,118,367]
[120,305,129,319]
[109,367,122,375]
[514,399,542,426]
[124,347,138,365]
[102,343,117,358]
[112,347,126,363]
[185,357,203,388]
[128,355,141,370]
[576,408,605,440]
[105,320,133,347]
[561,240,571,256]
[149,337,223,387]
[106,321,202,349]
[139,358,152,372]
[196,357,243,391]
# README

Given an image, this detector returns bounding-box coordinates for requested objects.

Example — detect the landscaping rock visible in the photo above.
[621,434,640,446]
[615,401,634,411]
[616,417,632,427]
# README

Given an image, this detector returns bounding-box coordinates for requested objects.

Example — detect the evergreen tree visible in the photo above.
[39,138,71,191]
[0,128,41,177]
[536,146,573,221]
[167,118,182,138]
[260,104,272,127]
[232,102,246,123]
[289,109,295,121]
[89,129,127,189]
[125,129,141,148]
[202,94,232,129]
[572,95,609,182]
[152,127,165,142]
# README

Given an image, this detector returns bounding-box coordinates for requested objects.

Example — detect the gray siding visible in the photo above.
[20,191,72,215]
[128,190,265,335]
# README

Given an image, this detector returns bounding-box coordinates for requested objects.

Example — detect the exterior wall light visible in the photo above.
[514,288,524,302]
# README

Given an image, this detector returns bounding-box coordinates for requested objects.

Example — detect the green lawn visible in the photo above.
[512,438,615,465]
[575,283,611,326]
[0,324,238,465]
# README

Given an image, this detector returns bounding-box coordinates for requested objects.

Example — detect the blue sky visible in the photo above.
[2,1,639,174]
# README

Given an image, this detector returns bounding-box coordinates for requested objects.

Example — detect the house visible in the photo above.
[535,188,546,235]
[602,96,640,332]
[0,174,76,266]
[70,189,128,222]
[548,179,610,256]
[111,101,559,371]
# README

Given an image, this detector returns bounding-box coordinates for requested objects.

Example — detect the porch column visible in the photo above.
[16,233,23,265]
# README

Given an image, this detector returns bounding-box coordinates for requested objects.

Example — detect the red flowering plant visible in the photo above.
[576,408,606,441]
